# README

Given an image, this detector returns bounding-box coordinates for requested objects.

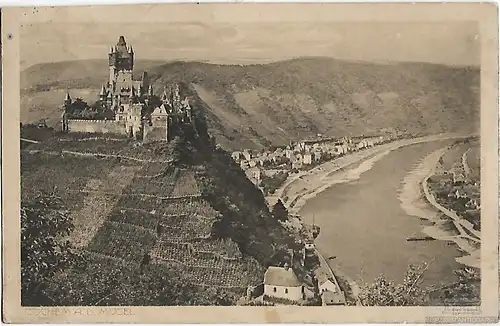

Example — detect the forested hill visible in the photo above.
[21,57,480,150]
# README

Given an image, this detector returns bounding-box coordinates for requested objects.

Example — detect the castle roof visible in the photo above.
[100,85,107,96]
[64,91,71,102]
[152,105,169,117]
[114,36,131,58]
[117,35,126,46]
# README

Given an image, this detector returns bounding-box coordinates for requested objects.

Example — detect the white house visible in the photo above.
[263,266,304,302]
[319,279,338,294]
[231,151,242,161]
[319,278,346,306]
[303,153,312,165]
[243,150,251,161]
[246,167,261,186]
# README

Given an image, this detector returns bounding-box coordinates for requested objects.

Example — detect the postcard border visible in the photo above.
[2,3,499,323]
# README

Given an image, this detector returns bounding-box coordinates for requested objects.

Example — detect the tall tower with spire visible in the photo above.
[108,36,134,85]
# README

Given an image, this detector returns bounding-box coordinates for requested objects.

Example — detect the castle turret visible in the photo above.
[141,71,149,91]
[99,85,107,101]
[161,86,170,104]
[61,94,70,132]
[64,91,72,106]
[130,87,137,102]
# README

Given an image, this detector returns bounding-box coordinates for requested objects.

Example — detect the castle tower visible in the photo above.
[141,71,149,94]
[106,91,113,106]
[64,91,72,106]
[99,85,107,101]
[61,91,72,132]
[161,86,170,105]
[108,36,134,85]
[61,109,68,132]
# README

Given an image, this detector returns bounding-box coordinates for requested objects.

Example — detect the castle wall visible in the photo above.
[67,119,127,135]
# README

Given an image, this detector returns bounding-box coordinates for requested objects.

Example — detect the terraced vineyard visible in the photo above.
[88,221,157,262]
[22,136,266,294]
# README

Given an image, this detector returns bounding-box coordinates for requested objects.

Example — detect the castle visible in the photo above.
[61,36,194,142]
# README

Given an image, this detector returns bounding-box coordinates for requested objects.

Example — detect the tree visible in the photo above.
[272,198,289,222]
[359,263,429,306]
[435,268,480,306]
[21,193,82,305]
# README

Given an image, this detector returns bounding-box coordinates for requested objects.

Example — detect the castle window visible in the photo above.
[285,288,288,294]
[273,287,277,293]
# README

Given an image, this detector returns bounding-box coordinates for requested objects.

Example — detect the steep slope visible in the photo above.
[21,57,480,150]
[20,90,294,305]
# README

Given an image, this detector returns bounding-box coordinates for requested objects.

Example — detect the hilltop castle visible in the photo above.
[61,36,194,142]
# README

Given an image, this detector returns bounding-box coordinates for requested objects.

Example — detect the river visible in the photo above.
[299,141,463,288]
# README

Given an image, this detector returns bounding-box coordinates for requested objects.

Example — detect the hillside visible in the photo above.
[21,57,480,150]
[21,102,295,305]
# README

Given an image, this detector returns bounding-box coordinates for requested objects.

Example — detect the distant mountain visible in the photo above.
[21,57,480,150]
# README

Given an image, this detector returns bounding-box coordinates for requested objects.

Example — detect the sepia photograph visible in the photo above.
[2,3,499,324]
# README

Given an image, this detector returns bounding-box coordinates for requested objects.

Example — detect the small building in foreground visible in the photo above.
[317,274,347,306]
[263,266,304,302]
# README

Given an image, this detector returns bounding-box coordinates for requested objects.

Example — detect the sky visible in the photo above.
[20,21,480,70]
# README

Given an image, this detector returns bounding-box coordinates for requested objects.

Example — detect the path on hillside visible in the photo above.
[24,149,174,163]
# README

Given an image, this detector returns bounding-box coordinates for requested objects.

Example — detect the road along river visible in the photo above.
[294,140,469,288]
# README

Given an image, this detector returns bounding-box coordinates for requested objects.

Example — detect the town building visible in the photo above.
[263,266,304,302]
[318,276,346,306]
[245,167,262,186]
[303,153,312,165]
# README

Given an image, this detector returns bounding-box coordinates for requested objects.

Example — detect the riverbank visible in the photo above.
[419,147,481,269]
[273,134,475,302]
[274,133,472,215]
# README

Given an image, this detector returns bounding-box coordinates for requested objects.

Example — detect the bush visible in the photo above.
[360,263,481,306]
[21,193,83,306]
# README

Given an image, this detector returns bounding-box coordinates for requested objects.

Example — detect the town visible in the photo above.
[427,141,481,232]
[232,131,410,196]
